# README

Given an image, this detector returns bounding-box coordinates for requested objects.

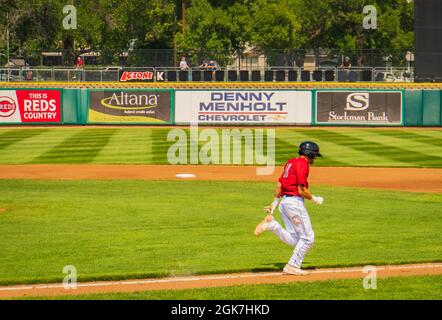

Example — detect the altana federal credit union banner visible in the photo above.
[315,91,403,125]
[175,90,312,125]
[0,90,61,124]
[88,90,172,124]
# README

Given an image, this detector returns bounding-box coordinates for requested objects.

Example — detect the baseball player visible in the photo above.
[254,141,324,275]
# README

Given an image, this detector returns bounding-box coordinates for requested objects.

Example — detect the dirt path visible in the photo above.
[0,165,441,193]
[0,263,441,299]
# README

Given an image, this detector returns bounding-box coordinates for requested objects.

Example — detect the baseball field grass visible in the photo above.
[0,180,440,286]
[21,275,442,300]
[0,127,441,167]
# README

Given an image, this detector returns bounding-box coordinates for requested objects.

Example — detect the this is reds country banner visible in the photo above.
[315,91,403,125]
[88,90,172,124]
[0,90,61,123]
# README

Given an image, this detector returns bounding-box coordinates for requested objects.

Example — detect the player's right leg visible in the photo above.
[286,205,314,274]
[277,197,314,275]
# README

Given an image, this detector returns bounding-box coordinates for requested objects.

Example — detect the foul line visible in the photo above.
[1,263,441,293]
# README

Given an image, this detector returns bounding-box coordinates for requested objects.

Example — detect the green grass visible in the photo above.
[0,127,441,167]
[22,275,442,300]
[0,180,440,286]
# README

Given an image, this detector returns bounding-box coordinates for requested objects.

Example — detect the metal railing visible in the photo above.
[0,66,415,83]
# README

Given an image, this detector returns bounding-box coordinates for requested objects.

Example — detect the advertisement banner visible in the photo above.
[175,90,312,125]
[119,68,155,82]
[315,91,403,125]
[0,90,61,123]
[88,90,172,124]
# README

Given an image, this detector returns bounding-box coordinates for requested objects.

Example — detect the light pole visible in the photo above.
[6,13,10,66]
[182,0,186,34]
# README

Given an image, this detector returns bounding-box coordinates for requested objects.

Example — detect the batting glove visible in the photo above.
[264,197,280,215]
[312,195,324,205]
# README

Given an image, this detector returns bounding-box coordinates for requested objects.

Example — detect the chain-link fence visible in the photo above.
[1,48,414,70]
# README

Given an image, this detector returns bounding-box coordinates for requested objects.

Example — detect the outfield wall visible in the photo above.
[0,86,441,127]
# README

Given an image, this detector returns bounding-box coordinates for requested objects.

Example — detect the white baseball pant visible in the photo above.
[267,195,315,268]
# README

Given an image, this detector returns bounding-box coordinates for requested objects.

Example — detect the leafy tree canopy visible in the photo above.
[0,0,414,61]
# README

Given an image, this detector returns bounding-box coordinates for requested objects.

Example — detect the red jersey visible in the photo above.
[76,58,84,68]
[279,157,309,197]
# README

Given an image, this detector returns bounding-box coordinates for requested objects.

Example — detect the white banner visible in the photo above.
[175,90,312,125]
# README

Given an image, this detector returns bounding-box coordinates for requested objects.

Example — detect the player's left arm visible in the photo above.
[298,185,324,205]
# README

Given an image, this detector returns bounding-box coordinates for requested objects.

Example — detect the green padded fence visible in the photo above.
[404,90,442,126]
[0,87,441,127]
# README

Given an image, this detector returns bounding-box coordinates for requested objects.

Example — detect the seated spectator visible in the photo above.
[199,61,208,69]
[179,56,189,71]
[339,56,352,69]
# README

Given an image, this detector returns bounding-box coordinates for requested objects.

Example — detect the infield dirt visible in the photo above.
[0,165,440,193]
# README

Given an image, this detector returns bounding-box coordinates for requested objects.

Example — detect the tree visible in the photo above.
[0,0,415,67]
[175,0,234,65]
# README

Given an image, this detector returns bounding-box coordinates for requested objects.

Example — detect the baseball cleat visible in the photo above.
[254,215,274,236]
[283,264,308,275]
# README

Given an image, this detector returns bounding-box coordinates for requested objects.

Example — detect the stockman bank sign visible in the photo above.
[0,90,61,123]
[315,91,403,125]
[88,90,172,124]
[175,90,312,125]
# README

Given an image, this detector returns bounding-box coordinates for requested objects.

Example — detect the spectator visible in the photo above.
[339,56,352,69]
[74,56,84,81]
[25,69,33,81]
[357,56,365,67]
[338,56,352,82]
[207,60,217,81]
[179,56,189,71]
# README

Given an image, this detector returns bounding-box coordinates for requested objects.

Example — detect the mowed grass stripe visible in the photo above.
[0,127,441,166]
[93,129,153,164]
[274,135,345,166]
[353,130,442,155]
[332,130,438,164]
[276,129,387,166]
[150,128,174,164]
[345,130,442,166]
[367,130,442,148]
[410,130,442,142]
[32,129,118,163]
[0,129,48,150]
[0,129,79,164]
[296,130,442,167]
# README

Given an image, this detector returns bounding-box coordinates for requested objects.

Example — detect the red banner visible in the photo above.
[0,90,61,123]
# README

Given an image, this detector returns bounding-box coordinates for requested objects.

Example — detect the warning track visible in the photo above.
[0,263,441,299]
